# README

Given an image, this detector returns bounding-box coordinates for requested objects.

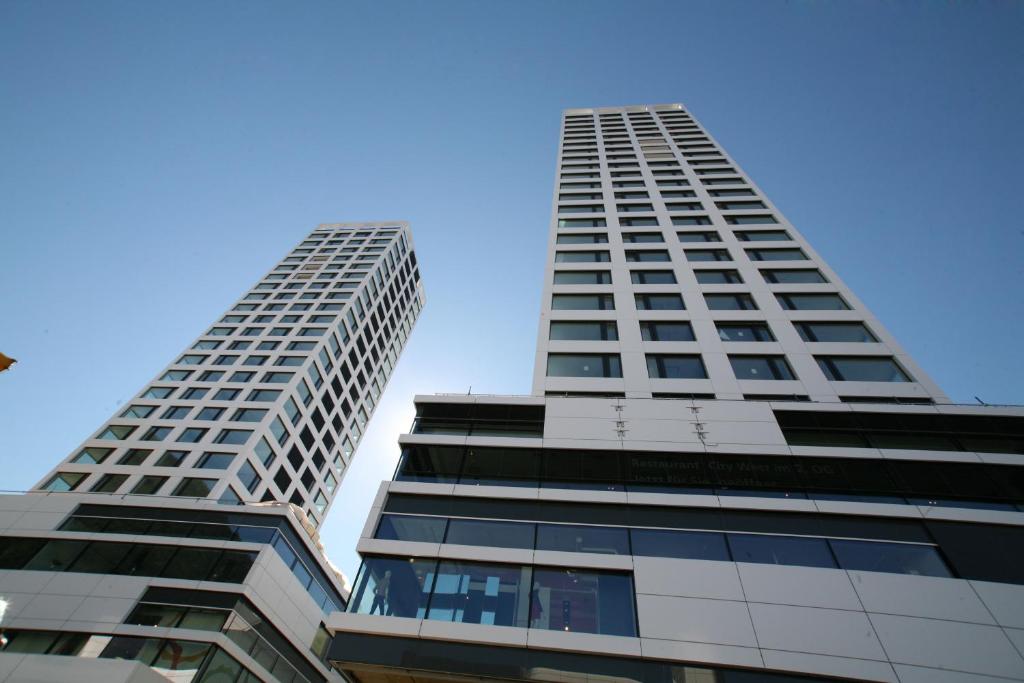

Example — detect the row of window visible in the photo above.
[375,512,952,578]
[546,353,910,382]
[556,266,828,285]
[549,320,877,344]
[552,291,850,311]
[348,556,637,637]
[0,631,256,683]
[58,512,342,612]
[556,228,788,243]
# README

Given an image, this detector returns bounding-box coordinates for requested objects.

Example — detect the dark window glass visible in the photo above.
[115,544,177,577]
[830,539,952,578]
[646,354,708,379]
[736,230,791,241]
[0,538,47,569]
[70,541,131,573]
[555,250,610,263]
[796,322,877,343]
[156,450,189,467]
[685,249,731,262]
[24,540,88,571]
[546,354,623,378]
[530,568,636,637]
[677,231,720,243]
[725,214,778,225]
[131,476,169,495]
[776,293,849,310]
[635,294,685,310]
[162,547,220,580]
[152,640,211,676]
[717,322,775,342]
[630,529,730,561]
[728,534,837,569]
[427,561,532,628]
[549,321,618,341]
[172,478,217,497]
[631,270,677,284]
[762,268,827,284]
[348,556,436,618]
[705,293,758,311]
[553,270,611,285]
[625,250,670,262]
[445,518,536,549]
[552,294,615,311]
[536,524,629,555]
[91,473,128,493]
[746,248,806,261]
[730,356,795,380]
[556,233,608,244]
[695,269,743,284]
[672,215,712,226]
[622,232,663,243]
[375,514,447,543]
[126,603,186,628]
[640,322,695,342]
[817,357,911,382]
[208,550,257,583]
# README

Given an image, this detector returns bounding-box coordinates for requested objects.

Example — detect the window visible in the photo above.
[195,407,224,421]
[348,556,435,618]
[730,356,795,380]
[549,321,618,341]
[131,476,168,495]
[215,429,253,445]
[557,218,606,228]
[705,293,757,310]
[97,425,136,441]
[90,474,128,493]
[631,528,730,561]
[685,249,730,262]
[247,389,282,401]
[232,408,267,423]
[71,447,113,465]
[172,478,217,497]
[640,322,695,342]
[553,271,611,285]
[717,322,775,342]
[621,232,663,243]
[261,372,294,383]
[445,518,536,549]
[646,354,708,379]
[177,428,207,443]
[161,406,191,420]
[142,387,174,399]
[776,293,849,310]
[736,230,791,241]
[747,248,807,261]
[728,534,836,569]
[552,294,615,310]
[554,250,610,263]
[817,357,912,382]
[635,293,684,310]
[546,353,623,378]
[796,322,877,343]
[121,405,156,418]
[140,426,172,442]
[677,231,720,243]
[762,268,827,284]
[254,438,276,467]
[625,249,670,262]
[725,214,778,224]
[536,524,629,555]
[181,387,208,400]
[156,450,188,467]
[197,452,235,469]
[375,514,447,543]
[118,449,152,465]
[556,233,608,244]
[630,270,676,284]
[672,215,712,226]
[695,269,743,284]
[531,568,636,636]
[830,540,951,577]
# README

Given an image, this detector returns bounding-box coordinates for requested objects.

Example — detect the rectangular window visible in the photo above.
[215,429,253,445]
[817,357,912,382]
[625,250,670,262]
[635,293,685,310]
[685,249,731,262]
[552,294,615,311]
[553,271,611,285]
[725,214,778,225]
[72,447,113,465]
[546,353,623,378]
[554,250,610,263]
[549,321,618,341]
[730,355,796,380]
[717,322,776,342]
[630,270,676,284]
[716,200,767,210]
[177,427,207,443]
[131,476,168,495]
[530,568,636,637]
[705,293,758,310]
[348,556,435,618]
[621,232,664,243]
[830,540,951,577]
[640,321,695,342]
[121,405,156,418]
[117,449,152,466]
[232,408,267,423]
[631,528,729,561]
[90,474,128,493]
[557,218,606,228]
[728,534,836,568]
[776,293,849,310]
[646,354,708,379]
[672,215,712,226]
[172,478,217,498]
[677,231,721,243]
[556,233,608,244]
[375,514,447,544]
[736,230,791,241]
[197,452,235,469]
[695,269,743,284]
[747,248,807,261]
[98,425,136,441]
[796,322,878,343]
[762,269,827,284]
[445,518,535,549]
[140,427,172,442]
[536,524,629,555]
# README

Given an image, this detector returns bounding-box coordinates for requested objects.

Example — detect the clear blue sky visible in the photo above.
[1,0,1022,577]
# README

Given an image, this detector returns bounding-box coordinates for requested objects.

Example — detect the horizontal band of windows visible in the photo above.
[375,512,952,578]
[61,503,346,611]
[0,631,254,683]
[347,556,637,637]
[775,409,1024,453]
[330,632,838,683]
[393,445,1024,511]
[0,536,255,583]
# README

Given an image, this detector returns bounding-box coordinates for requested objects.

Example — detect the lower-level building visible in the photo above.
[327,394,1024,683]
[0,492,349,683]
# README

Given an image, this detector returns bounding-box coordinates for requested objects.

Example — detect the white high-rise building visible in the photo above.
[327,106,1024,683]
[0,222,424,683]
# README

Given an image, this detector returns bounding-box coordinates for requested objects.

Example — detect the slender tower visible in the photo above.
[329,106,1024,683]
[0,222,424,683]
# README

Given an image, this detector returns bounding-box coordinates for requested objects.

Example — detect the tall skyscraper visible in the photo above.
[0,222,423,682]
[328,106,1024,683]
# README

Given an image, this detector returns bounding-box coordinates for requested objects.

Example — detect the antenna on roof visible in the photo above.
[975,396,987,405]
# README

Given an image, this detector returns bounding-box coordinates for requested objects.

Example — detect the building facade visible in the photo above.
[327,106,1024,683]
[0,222,425,683]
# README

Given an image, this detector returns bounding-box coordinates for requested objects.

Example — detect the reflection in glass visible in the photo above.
[348,556,435,618]
[830,539,951,577]
[427,561,532,627]
[530,568,636,636]
[728,534,836,569]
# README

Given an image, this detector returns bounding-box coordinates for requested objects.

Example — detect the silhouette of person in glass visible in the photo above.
[370,570,391,615]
